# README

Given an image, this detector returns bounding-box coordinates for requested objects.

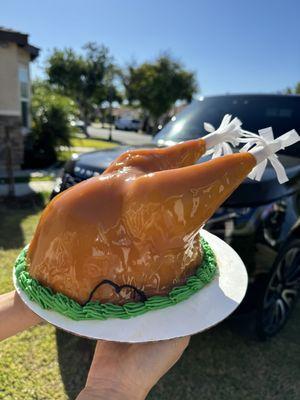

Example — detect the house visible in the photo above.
[111,106,141,120]
[0,27,39,170]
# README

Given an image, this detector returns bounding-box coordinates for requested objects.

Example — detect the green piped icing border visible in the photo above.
[14,238,217,321]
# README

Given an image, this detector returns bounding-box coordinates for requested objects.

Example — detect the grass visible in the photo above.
[0,176,54,185]
[69,137,117,149]
[0,194,93,400]
[57,137,117,163]
[0,196,299,399]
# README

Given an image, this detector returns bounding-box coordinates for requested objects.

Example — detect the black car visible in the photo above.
[52,94,300,338]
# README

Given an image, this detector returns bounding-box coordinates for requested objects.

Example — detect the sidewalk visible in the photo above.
[0,167,59,197]
[58,146,96,153]
[0,180,55,196]
[0,167,59,179]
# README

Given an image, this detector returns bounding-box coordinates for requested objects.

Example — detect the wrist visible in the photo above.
[77,383,146,400]
[0,291,43,341]
[16,292,42,326]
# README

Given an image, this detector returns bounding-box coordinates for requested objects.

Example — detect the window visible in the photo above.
[18,65,29,129]
[21,101,28,128]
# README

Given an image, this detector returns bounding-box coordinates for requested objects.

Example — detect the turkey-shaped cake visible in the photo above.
[17,116,299,318]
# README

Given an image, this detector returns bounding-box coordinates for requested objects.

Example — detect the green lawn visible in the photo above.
[57,137,117,163]
[0,176,54,185]
[70,137,117,149]
[0,196,299,400]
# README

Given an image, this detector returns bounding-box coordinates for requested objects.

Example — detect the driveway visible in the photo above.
[88,125,152,146]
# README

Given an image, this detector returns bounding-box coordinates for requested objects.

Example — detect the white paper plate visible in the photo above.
[14,230,248,343]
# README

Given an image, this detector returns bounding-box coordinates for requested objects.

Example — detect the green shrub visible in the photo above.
[24,82,78,168]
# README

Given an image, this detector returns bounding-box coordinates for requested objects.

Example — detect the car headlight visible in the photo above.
[262,201,287,246]
[64,159,76,174]
[54,177,62,190]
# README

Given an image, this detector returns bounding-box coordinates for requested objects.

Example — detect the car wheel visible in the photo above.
[257,238,300,339]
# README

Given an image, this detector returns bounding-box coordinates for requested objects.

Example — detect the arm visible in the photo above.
[0,291,42,341]
[76,336,190,400]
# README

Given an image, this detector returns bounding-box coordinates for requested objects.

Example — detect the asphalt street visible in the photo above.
[88,125,153,146]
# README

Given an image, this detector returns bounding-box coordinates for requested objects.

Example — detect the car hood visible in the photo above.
[76,145,134,171]
[74,146,300,207]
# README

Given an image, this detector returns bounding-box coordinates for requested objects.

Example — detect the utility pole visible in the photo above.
[108,102,113,141]
[108,86,113,142]
[4,125,15,197]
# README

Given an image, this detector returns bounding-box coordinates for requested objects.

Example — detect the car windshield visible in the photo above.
[154,95,300,156]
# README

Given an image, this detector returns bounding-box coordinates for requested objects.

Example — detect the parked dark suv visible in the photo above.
[51,94,300,338]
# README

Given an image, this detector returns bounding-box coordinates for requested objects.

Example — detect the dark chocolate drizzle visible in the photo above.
[83,279,148,306]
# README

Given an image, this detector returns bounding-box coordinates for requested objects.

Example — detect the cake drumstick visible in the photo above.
[27,125,299,305]
[105,114,242,174]
[124,125,300,244]
[123,152,256,244]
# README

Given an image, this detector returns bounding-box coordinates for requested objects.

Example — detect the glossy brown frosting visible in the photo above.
[27,139,256,304]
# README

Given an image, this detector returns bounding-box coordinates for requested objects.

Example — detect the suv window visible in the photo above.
[154,96,300,156]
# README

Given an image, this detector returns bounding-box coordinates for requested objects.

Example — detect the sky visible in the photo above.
[2,0,300,96]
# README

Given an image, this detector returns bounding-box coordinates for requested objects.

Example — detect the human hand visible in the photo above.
[77,335,190,400]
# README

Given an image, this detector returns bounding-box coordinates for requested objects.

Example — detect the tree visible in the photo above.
[98,73,123,137]
[46,42,118,137]
[285,82,300,94]
[123,55,198,132]
[24,80,78,168]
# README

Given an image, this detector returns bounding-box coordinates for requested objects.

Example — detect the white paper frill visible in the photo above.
[14,230,248,343]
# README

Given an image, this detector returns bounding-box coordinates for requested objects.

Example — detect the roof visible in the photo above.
[197,93,300,100]
[0,27,39,60]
